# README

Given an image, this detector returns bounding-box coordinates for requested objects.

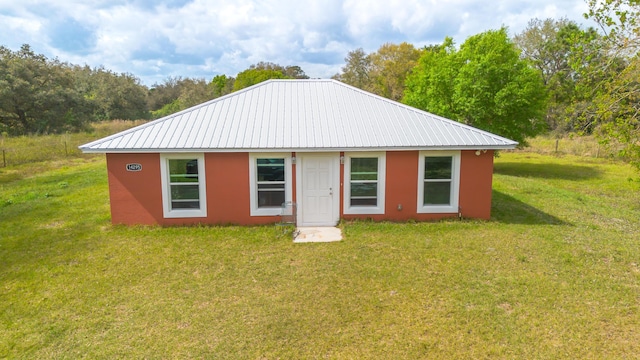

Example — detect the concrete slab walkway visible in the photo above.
[294,227,342,243]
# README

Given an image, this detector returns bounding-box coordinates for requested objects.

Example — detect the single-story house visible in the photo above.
[80,79,517,226]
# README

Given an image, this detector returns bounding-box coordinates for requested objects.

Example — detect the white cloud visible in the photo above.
[0,0,596,85]
[1,14,43,35]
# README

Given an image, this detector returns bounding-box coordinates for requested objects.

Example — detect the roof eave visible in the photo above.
[79,144,518,154]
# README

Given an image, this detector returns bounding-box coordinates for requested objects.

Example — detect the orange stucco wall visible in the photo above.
[459,150,494,219]
[342,150,495,222]
[106,153,279,226]
[106,150,495,226]
[107,153,163,225]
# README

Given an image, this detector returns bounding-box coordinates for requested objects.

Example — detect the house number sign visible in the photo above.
[126,163,142,172]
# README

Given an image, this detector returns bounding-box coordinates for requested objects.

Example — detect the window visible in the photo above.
[257,158,285,207]
[160,154,207,218]
[417,151,460,213]
[249,153,292,216]
[343,152,385,215]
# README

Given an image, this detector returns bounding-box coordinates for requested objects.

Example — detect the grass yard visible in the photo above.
[1,145,639,358]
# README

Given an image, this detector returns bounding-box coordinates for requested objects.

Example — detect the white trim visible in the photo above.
[160,153,207,218]
[296,153,340,226]
[417,150,460,214]
[81,145,514,154]
[249,153,293,216]
[343,152,386,215]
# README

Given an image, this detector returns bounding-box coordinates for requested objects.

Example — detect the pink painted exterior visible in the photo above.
[106,150,495,226]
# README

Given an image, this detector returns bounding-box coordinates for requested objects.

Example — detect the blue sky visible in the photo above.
[0,0,595,87]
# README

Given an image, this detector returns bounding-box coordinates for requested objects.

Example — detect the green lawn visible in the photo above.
[1,150,639,358]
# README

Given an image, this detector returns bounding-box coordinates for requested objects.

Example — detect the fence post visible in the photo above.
[2,149,5,168]
[555,139,559,154]
[65,141,68,156]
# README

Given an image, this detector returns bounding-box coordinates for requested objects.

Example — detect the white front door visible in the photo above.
[297,153,339,226]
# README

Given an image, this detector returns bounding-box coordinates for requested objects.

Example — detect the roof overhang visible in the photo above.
[80,144,518,154]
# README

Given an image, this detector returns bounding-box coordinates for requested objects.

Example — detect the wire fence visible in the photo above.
[516,135,626,160]
[1,137,90,168]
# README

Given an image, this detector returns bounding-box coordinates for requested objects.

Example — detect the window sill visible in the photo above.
[417,205,458,214]
[250,207,282,217]
[164,209,207,218]
[343,206,385,215]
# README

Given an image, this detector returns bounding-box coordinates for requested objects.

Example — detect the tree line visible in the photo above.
[0,1,638,168]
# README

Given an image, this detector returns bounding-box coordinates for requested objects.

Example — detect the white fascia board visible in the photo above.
[80,144,518,154]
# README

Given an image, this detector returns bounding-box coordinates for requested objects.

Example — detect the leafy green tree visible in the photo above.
[404,29,548,145]
[564,28,626,134]
[515,18,582,86]
[333,48,372,90]
[175,78,214,108]
[147,76,184,112]
[281,65,309,79]
[585,0,640,169]
[151,78,215,118]
[402,38,459,119]
[71,65,149,121]
[514,18,606,132]
[334,44,421,100]
[91,68,148,120]
[151,98,183,119]
[597,57,640,168]
[150,75,236,119]
[233,63,292,91]
[0,45,92,134]
[586,0,640,48]
[210,74,235,98]
[368,42,422,101]
[243,62,308,79]
[233,68,287,90]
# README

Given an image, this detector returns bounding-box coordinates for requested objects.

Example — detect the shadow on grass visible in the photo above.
[494,162,601,180]
[491,190,568,225]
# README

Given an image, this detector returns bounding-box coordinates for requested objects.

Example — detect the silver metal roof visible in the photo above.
[80,79,518,153]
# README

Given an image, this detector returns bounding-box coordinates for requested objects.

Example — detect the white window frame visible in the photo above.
[417,150,460,214]
[160,153,207,218]
[249,153,293,216]
[343,152,386,215]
